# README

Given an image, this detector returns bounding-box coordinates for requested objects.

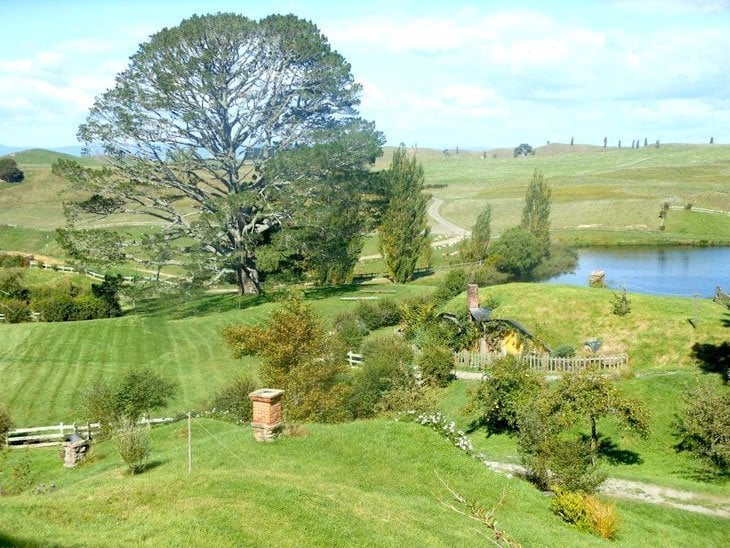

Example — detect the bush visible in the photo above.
[34,292,76,322]
[333,312,369,350]
[466,263,511,287]
[0,403,13,444]
[0,157,24,183]
[0,269,29,300]
[466,356,544,434]
[350,334,414,418]
[546,439,607,494]
[1,299,31,323]
[355,298,401,330]
[551,489,618,539]
[114,425,151,474]
[676,380,730,472]
[433,268,467,304]
[211,374,258,423]
[417,342,454,387]
[487,226,547,280]
[611,288,631,316]
[551,344,575,358]
[0,254,29,268]
[81,367,177,434]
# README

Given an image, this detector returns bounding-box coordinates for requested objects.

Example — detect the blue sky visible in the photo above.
[1,0,729,149]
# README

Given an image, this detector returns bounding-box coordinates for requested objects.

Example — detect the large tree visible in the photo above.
[54,13,383,294]
[378,146,431,283]
[521,168,551,246]
[461,204,491,261]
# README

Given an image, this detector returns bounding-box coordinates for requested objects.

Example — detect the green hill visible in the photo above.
[1,419,726,546]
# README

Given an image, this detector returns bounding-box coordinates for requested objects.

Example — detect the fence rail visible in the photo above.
[454,350,628,373]
[5,417,175,448]
[346,351,363,367]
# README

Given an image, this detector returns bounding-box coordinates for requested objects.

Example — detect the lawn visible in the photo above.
[1,419,727,547]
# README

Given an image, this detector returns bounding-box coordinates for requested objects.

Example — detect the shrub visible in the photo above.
[675,380,730,472]
[0,403,13,444]
[114,425,151,474]
[417,342,454,387]
[81,367,177,435]
[71,294,114,320]
[611,288,631,316]
[466,356,545,434]
[551,344,575,358]
[466,263,511,287]
[551,489,618,539]
[0,254,29,268]
[487,226,547,280]
[34,293,76,322]
[546,439,607,494]
[333,312,369,350]
[350,334,414,418]
[211,374,257,423]
[0,269,29,300]
[355,298,401,330]
[0,157,24,183]
[433,268,467,304]
[1,299,31,323]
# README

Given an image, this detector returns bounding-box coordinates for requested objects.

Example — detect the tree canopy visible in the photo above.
[54,13,384,293]
[521,169,551,246]
[0,158,24,183]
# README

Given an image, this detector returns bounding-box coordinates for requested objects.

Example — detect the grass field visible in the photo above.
[1,419,727,547]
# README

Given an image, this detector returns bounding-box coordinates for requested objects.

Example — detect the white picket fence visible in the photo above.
[346,351,363,366]
[454,350,628,373]
[5,417,175,448]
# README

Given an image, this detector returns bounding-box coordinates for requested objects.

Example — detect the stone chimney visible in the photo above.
[249,389,284,442]
[467,284,480,310]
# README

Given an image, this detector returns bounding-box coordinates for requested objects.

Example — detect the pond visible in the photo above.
[546,246,730,298]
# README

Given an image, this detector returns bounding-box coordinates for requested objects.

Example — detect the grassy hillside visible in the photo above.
[1,419,727,547]
[2,145,729,255]
[375,144,730,246]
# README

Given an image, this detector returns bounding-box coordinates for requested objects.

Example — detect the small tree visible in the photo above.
[461,205,492,262]
[81,367,177,435]
[611,288,631,316]
[466,356,545,434]
[547,368,649,464]
[0,158,24,183]
[521,169,551,246]
[224,294,351,422]
[417,342,454,387]
[378,146,431,283]
[675,381,730,472]
[513,143,534,157]
[487,226,546,280]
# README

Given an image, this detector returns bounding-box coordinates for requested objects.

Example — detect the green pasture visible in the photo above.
[1,419,727,547]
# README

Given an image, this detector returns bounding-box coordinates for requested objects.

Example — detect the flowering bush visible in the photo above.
[416,412,474,454]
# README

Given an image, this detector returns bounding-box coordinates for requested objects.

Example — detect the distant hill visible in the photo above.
[2,148,99,166]
[0,144,82,157]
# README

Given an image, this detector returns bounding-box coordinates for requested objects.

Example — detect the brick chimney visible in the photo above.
[249,389,284,442]
[467,284,480,310]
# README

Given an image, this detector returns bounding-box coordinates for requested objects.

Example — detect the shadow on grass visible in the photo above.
[594,436,643,465]
[0,531,61,548]
[131,292,273,319]
[303,284,360,300]
[141,459,166,473]
[676,462,729,484]
[691,341,729,383]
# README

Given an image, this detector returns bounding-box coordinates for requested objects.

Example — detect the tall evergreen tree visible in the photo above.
[520,169,551,246]
[378,146,431,283]
[462,204,492,261]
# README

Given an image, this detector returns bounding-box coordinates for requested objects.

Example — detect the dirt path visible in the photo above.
[482,460,730,518]
[359,198,470,260]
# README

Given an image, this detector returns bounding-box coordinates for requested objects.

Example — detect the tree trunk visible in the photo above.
[236,265,260,295]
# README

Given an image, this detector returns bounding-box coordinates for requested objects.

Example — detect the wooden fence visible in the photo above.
[5,417,175,448]
[454,350,628,373]
[346,351,363,367]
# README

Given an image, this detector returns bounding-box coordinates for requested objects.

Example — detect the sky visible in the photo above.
[1,0,729,150]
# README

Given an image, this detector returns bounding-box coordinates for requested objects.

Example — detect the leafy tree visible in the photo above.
[224,294,351,422]
[466,356,545,434]
[417,341,454,387]
[547,368,649,464]
[521,169,551,246]
[675,381,729,472]
[461,205,492,262]
[81,366,177,435]
[0,158,24,183]
[378,146,431,283]
[433,268,468,304]
[513,143,534,157]
[53,13,383,294]
[487,226,546,280]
